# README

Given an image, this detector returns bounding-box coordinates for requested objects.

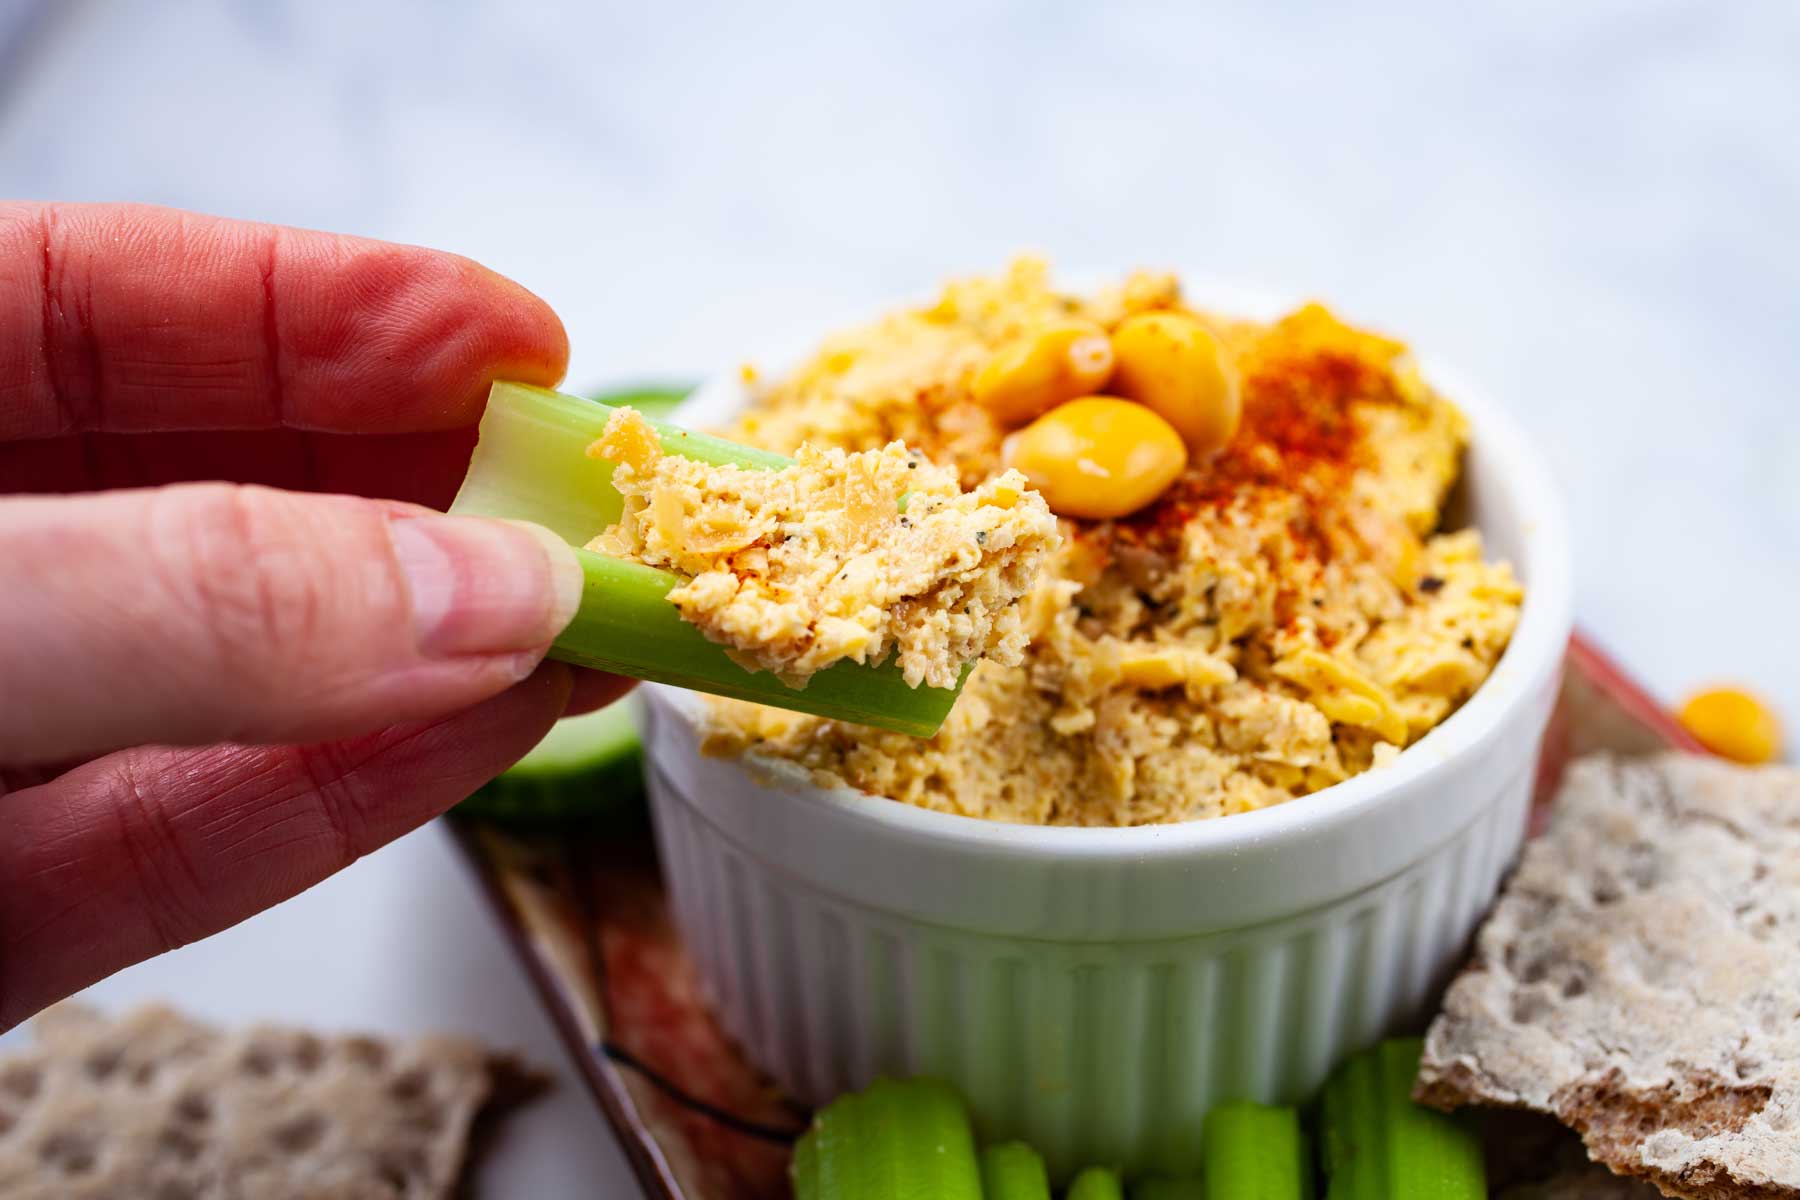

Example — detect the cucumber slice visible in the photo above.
[791,1078,980,1200]
[457,694,644,822]
[1068,1166,1126,1200]
[980,1141,1050,1199]
[1132,1177,1205,1200]
[1203,1101,1310,1199]
[1320,1038,1484,1199]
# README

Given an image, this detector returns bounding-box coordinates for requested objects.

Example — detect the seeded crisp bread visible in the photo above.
[0,1003,541,1199]
[1481,1110,1667,1197]
[1417,753,1800,1199]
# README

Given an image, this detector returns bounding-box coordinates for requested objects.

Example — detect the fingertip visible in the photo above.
[1,486,589,761]
[535,658,577,712]
[276,232,572,432]
[461,256,570,389]
[564,669,635,716]
[385,513,581,660]
[503,518,585,636]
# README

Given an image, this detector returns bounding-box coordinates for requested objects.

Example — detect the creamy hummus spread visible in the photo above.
[697,260,1524,826]
[587,408,1060,688]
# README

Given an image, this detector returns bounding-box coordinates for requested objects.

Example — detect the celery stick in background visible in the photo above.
[449,381,967,736]
[1203,1101,1311,1199]
[790,1078,981,1200]
[1131,1176,1206,1200]
[1321,1039,1484,1199]
[980,1141,1051,1200]
[1068,1166,1126,1200]
[587,384,693,422]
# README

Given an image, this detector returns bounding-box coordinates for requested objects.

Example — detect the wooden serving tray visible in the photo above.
[449,632,1702,1199]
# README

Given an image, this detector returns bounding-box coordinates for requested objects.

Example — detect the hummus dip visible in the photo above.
[704,260,1523,825]
[588,407,1059,689]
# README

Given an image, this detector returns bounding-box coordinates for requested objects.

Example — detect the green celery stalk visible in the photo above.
[1202,1101,1311,1199]
[1132,1177,1206,1200]
[451,381,965,737]
[1068,1166,1126,1200]
[979,1141,1051,1199]
[790,1078,981,1200]
[453,380,789,548]
[1320,1038,1484,1199]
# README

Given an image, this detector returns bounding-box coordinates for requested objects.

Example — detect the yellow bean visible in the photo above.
[1678,686,1783,764]
[1111,311,1240,454]
[1004,397,1187,520]
[971,320,1115,426]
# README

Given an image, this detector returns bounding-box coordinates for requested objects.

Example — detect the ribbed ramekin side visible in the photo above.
[647,758,1534,1180]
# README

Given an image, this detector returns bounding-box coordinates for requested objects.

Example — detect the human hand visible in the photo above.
[0,203,628,1029]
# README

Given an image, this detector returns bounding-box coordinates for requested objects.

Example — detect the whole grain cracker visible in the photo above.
[0,1003,540,1199]
[1417,753,1800,1199]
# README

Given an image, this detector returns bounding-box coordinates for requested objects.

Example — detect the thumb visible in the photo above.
[0,483,583,763]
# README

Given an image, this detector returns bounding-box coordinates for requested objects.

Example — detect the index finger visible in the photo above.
[0,202,569,441]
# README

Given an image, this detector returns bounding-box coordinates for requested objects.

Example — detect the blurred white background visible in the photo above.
[3,0,1798,1194]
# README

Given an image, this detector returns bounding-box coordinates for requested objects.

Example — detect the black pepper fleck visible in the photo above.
[1418,575,1445,594]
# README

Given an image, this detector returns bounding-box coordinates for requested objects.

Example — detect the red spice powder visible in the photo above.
[1111,319,1409,560]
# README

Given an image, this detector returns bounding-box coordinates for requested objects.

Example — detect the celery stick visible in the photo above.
[1320,1038,1484,1199]
[791,1078,981,1200]
[556,548,965,735]
[453,380,788,547]
[980,1141,1050,1199]
[451,381,965,736]
[459,383,680,822]
[1068,1166,1126,1200]
[1132,1177,1205,1200]
[1202,1101,1310,1199]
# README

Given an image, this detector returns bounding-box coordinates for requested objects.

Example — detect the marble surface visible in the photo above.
[3,1,1798,1195]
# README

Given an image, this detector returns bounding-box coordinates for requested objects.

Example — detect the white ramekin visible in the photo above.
[638,289,1573,1179]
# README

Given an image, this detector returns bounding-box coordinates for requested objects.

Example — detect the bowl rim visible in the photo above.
[644,278,1574,862]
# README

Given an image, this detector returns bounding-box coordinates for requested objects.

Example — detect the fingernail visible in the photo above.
[387,516,583,658]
